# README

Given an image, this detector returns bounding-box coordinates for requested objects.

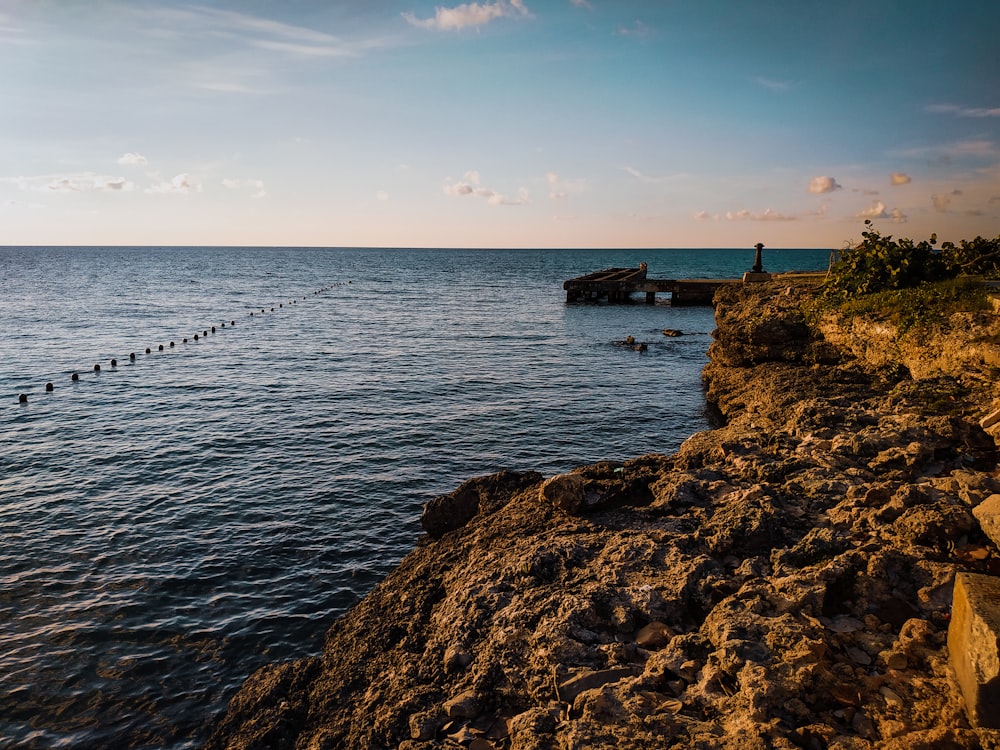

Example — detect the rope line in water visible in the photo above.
[13,281,352,405]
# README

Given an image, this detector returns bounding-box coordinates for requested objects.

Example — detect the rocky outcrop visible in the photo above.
[205,280,1000,750]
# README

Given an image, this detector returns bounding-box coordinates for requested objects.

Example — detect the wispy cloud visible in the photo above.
[152,5,393,59]
[931,189,963,213]
[146,174,201,195]
[808,176,841,194]
[7,172,135,193]
[403,1,530,31]
[616,20,654,38]
[890,172,911,185]
[754,77,793,93]
[725,208,796,222]
[926,103,1000,118]
[443,170,529,205]
[222,178,266,198]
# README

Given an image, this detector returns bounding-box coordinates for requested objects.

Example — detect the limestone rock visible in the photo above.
[948,572,1000,729]
[973,494,1000,548]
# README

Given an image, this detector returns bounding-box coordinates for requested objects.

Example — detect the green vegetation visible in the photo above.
[816,222,1000,333]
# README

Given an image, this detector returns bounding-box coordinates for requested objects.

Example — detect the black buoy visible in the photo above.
[158,344,164,351]
[221,323,225,328]
[183,338,188,343]
[230,321,234,326]
[18,393,27,403]
[250,312,254,317]
[71,372,79,381]
[110,358,117,367]
[170,341,175,347]
[146,348,151,354]
[270,307,274,311]
[211,326,215,333]
[94,364,101,372]
[194,334,199,340]
[45,382,54,392]
[130,353,136,360]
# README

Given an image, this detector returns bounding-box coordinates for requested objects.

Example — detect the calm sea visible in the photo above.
[0,246,829,749]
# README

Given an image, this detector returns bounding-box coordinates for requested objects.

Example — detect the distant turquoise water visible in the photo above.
[0,246,829,748]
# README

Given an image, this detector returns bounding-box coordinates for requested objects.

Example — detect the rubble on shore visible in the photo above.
[205,280,1000,750]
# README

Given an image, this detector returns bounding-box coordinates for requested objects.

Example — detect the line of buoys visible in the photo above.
[16,281,347,404]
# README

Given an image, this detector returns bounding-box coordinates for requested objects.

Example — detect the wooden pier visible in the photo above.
[563,263,737,306]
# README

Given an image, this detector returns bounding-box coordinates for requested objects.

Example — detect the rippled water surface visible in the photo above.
[0,246,828,748]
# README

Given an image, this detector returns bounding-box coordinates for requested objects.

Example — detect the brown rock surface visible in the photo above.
[205,280,1000,750]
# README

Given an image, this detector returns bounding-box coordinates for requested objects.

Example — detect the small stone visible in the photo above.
[880,650,908,671]
[558,667,633,703]
[880,686,904,708]
[539,473,587,514]
[846,646,872,666]
[444,644,473,673]
[635,621,674,649]
[445,689,479,719]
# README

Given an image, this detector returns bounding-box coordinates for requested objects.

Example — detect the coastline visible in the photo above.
[205,279,1000,749]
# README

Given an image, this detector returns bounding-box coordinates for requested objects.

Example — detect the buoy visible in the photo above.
[279,303,282,308]
[250,313,253,317]
[270,307,274,311]
[18,393,27,403]
[230,321,234,326]
[194,334,199,341]
[110,358,117,366]
[170,341,175,347]
[146,348,151,354]
[183,338,188,343]
[221,323,225,328]
[203,330,207,336]
[94,364,101,372]
[211,326,215,333]
[130,353,136,360]
[45,382,53,392]
[71,373,79,381]
[158,344,164,351]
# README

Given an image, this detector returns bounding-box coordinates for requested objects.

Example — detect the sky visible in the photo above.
[2,0,999,249]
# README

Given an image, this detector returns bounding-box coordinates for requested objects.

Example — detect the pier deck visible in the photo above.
[563,265,737,305]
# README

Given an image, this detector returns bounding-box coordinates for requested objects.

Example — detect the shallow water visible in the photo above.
[0,246,828,748]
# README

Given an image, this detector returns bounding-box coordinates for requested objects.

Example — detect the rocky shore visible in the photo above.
[205,280,1000,750]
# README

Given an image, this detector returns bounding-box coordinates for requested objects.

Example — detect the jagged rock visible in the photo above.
[205,280,1000,750]
[421,469,542,538]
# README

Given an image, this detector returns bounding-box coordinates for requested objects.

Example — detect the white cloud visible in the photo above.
[724,208,795,222]
[570,0,592,8]
[926,103,1000,118]
[857,200,888,219]
[545,171,584,200]
[808,176,841,194]
[117,152,148,166]
[890,208,907,223]
[146,173,201,194]
[403,1,530,31]
[376,190,389,201]
[890,172,911,186]
[443,172,529,205]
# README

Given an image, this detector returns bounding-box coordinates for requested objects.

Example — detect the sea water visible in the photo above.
[0,246,829,749]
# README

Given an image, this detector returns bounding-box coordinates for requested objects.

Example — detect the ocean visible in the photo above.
[0,246,829,749]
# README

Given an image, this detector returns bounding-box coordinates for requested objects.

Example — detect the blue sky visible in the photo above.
[2,0,999,248]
